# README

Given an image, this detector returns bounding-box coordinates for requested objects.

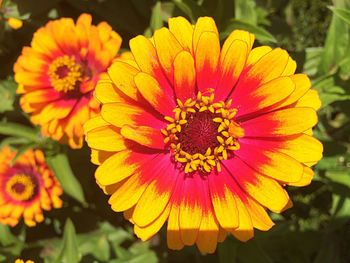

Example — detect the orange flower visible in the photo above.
[84,16,323,253]
[14,13,122,148]
[7,17,23,29]
[0,147,62,227]
[15,259,34,263]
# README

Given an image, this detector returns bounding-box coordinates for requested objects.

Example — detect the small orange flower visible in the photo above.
[85,16,323,253]
[0,147,62,227]
[14,13,122,148]
[7,17,23,29]
[15,259,34,263]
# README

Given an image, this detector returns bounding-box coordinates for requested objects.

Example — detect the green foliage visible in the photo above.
[46,152,86,204]
[0,0,350,262]
[56,219,81,263]
[0,77,16,113]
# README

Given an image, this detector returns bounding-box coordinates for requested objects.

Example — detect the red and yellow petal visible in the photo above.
[241,107,318,137]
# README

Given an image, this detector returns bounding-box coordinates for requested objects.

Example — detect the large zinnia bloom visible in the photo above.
[14,13,122,148]
[84,17,323,253]
[0,147,62,227]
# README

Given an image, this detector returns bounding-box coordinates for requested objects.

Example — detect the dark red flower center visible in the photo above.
[11,182,26,194]
[55,65,70,79]
[178,112,220,155]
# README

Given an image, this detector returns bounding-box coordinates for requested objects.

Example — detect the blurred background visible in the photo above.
[1,0,350,262]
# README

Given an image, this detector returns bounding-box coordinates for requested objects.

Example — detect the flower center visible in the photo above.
[48,55,83,93]
[162,91,244,174]
[5,173,37,202]
[177,111,220,154]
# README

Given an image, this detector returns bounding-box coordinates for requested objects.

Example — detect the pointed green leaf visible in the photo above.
[46,152,85,204]
[329,6,350,25]
[235,0,257,25]
[0,122,39,142]
[56,219,81,263]
[220,19,276,43]
[0,77,17,113]
[150,1,163,32]
[318,1,349,74]
[171,0,206,21]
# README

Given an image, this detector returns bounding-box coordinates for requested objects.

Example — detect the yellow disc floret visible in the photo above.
[6,173,36,202]
[48,55,82,93]
[162,90,244,174]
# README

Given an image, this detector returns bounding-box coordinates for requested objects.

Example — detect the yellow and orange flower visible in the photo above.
[14,13,122,148]
[84,16,323,253]
[0,147,62,227]
[15,259,34,263]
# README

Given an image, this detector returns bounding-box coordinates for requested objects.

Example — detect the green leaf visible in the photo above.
[220,19,276,43]
[0,122,39,142]
[326,170,350,188]
[0,225,18,247]
[110,242,158,263]
[235,0,257,25]
[313,233,341,263]
[331,193,350,218]
[218,238,239,263]
[10,142,38,165]
[0,137,31,148]
[171,0,206,21]
[79,235,110,262]
[237,240,273,263]
[0,77,17,113]
[150,1,163,32]
[312,76,350,107]
[318,1,349,74]
[329,6,350,25]
[56,219,81,263]
[303,47,324,76]
[46,152,85,204]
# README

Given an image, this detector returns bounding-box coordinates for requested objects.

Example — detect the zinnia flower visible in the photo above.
[84,16,323,253]
[15,259,34,263]
[7,17,23,30]
[14,13,122,148]
[0,147,62,227]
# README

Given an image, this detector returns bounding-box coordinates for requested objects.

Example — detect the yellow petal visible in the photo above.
[195,31,220,92]
[109,173,147,212]
[168,16,194,52]
[174,51,196,101]
[246,198,274,231]
[221,30,254,59]
[287,166,314,186]
[134,204,170,241]
[193,17,218,53]
[295,89,321,110]
[196,211,219,254]
[134,72,175,116]
[230,196,254,242]
[245,48,290,84]
[133,179,172,227]
[84,115,109,135]
[281,57,297,76]
[108,61,140,101]
[242,107,318,137]
[120,125,164,149]
[86,126,126,152]
[154,27,183,81]
[279,134,323,163]
[272,74,311,109]
[246,46,272,66]
[95,150,139,186]
[167,204,184,250]
[216,39,248,100]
